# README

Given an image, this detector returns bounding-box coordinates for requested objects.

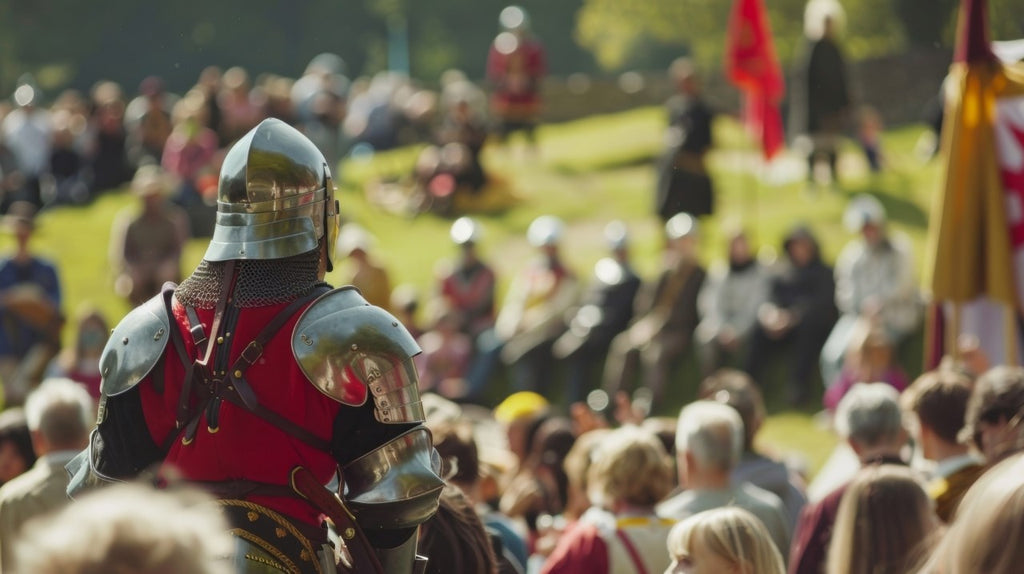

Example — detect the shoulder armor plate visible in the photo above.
[293,287,424,423]
[99,291,171,396]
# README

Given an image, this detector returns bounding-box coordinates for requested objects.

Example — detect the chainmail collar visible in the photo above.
[176,250,327,309]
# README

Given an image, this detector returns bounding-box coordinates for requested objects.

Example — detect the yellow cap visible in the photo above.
[493,391,549,424]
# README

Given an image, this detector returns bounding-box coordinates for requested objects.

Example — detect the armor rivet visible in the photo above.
[182,436,193,446]
[392,321,398,327]
[247,511,259,522]
[216,336,224,344]
[343,528,356,540]
[233,370,242,378]
[154,328,164,340]
[351,344,358,351]
[102,367,109,376]
[122,337,129,345]
[239,249,246,256]
[275,527,286,539]
[208,426,219,434]
[225,332,231,339]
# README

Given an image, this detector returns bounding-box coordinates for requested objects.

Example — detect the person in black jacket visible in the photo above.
[744,225,837,405]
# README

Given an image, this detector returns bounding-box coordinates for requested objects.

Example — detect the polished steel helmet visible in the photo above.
[204,118,340,269]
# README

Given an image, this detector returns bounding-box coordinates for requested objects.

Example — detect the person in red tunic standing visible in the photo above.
[67,119,444,574]
[487,5,546,147]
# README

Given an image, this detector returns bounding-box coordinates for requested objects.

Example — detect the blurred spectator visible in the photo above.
[436,93,488,192]
[791,1,851,187]
[696,229,769,375]
[745,225,837,406]
[900,369,983,523]
[292,53,350,125]
[655,58,715,222]
[560,428,612,523]
[49,307,109,399]
[0,202,63,407]
[666,507,786,574]
[12,482,234,574]
[438,217,497,344]
[823,319,909,412]
[109,165,189,307]
[961,365,1024,465]
[162,93,218,207]
[487,5,546,146]
[700,369,808,533]
[420,485,501,574]
[918,451,1024,574]
[542,426,675,574]
[391,283,423,339]
[789,382,907,574]
[344,72,408,151]
[217,66,265,144]
[125,76,175,168]
[500,416,574,544]
[658,400,790,554]
[335,223,393,309]
[195,66,224,143]
[0,127,21,206]
[496,216,578,394]
[0,410,34,488]
[430,419,528,573]
[416,302,473,398]
[299,88,344,168]
[41,109,91,206]
[2,79,51,208]
[856,106,884,173]
[825,465,938,574]
[821,195,920,387]
[0,378,93,571]
[603,213,705,408]
[554,221,641,405]
[88,81,132,193]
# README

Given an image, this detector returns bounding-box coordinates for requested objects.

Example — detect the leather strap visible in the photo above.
[615,528,649,574]
[291,466,385,574]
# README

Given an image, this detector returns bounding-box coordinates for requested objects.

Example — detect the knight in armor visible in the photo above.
[67,118,444,574]
[486,5,546,145]
[552,221,641,405]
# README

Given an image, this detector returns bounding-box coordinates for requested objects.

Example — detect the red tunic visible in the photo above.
[486,36,546,118]
[138,296,342,526]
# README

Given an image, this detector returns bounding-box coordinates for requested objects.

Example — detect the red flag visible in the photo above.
[726,0,785,160]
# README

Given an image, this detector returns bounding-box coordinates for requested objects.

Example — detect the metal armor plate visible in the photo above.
[99,291,171,397]
[292,287,425,424]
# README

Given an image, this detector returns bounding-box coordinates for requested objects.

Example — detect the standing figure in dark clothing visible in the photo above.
[486,5,546,146]
[790,2,851,187]
[745,226,837,405]
[553,221,642,405]
[603,213,706,407]
[656,58,715,222]
[88,82,132,194]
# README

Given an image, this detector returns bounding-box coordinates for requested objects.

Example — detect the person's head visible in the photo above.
[14,482,234,574]
[431,420,480,494]
[666,506,785,574]
[4,200,37,250]
[527,215,564,259]
[562,428,611,519]
[843,194,887,247]
[0,409,35,484]
[698,369,766,453]
[782,225,819,267]
[901,369,973,462]
[826,465,937,574]
[669,58,699,95]
[834,383,906,461]
[494,391,550,462]
[419,485,499,574]
[450,216,482,262]
[25,378,94,455]
[675,401,744,487]
[921,452,1024,573]
[586,426,673,511]
[665,212,699,258]
[131,164,173,211]
[726,230,753,267]
[961,365,1024,462]
[207,118,339,278]
[604,220,630,262]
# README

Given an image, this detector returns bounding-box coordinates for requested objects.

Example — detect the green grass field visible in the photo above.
[10,108,942,475]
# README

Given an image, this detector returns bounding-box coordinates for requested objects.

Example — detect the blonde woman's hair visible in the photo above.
[667,507,785,574]
[586,425,673,508]
[14,483,234,574]
[827,465,937,574]
[917,452,1024,573]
